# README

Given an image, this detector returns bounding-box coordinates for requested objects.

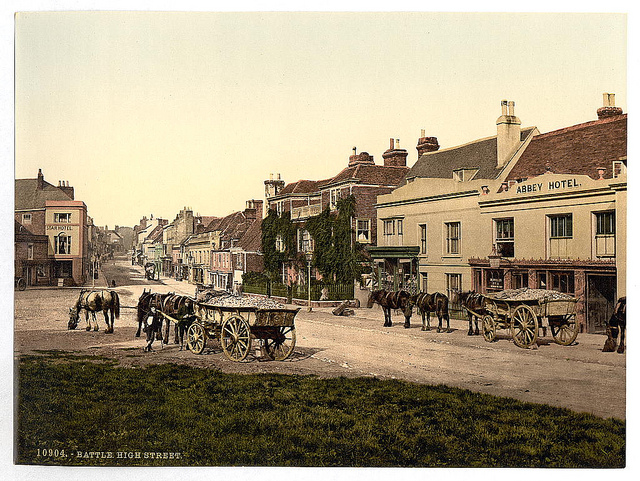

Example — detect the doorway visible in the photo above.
[586,274,616,334]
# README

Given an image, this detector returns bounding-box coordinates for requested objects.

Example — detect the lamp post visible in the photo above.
[305,251,313,312]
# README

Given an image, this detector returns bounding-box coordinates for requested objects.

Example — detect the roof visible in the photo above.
[505,115,627,181]
[236,217,262,252]
[278,179,326,195]
[407,128,536,181]
[145,225,165,244]
[327,163,409,187]
[15,178,74,210]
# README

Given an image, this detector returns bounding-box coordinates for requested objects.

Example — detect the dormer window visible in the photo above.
[613,160,626,178]
[453,168,478,182]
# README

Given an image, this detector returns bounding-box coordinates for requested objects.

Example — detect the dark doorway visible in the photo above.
[587,274,616,334]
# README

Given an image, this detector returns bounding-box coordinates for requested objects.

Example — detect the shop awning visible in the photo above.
[366,246,420,259]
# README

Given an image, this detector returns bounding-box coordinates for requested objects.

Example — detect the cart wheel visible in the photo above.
[263,327,297,361]
[510,305,539,348]
[187,323,206,354]
[16,278,26,291]
[221,316,251,362]
[481,315,496,342]
[550,314,579,346]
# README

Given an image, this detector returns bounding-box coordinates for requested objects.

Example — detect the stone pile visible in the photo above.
[490,288,574,301]
[201,294,286,310]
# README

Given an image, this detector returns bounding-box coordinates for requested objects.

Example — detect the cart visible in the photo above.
[186,300,300,362]
[471,288,579,348]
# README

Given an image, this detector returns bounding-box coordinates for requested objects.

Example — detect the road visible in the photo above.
[14,256,626,420]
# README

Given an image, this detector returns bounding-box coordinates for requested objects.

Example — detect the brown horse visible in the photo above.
[136,289,172,351]
[367,289,413,328]
[411,292,451,332]
[603,297,626,354]
[68,289,120,333]
[452,290,487,336]
[161,294,196,350]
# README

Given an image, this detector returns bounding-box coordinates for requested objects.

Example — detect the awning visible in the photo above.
[366,246,420,259]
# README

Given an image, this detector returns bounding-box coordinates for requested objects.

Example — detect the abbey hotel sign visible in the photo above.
[515,178,581,195]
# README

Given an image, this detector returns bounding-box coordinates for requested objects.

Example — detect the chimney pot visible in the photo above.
[421,129,425,137]
[389,138,394,150]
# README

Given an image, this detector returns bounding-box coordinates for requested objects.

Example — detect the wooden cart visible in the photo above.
[470,289,579,349]
[186,301,300,362]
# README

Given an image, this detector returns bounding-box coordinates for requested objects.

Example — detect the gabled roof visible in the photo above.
[145,225,165,244]
[407,128,536,181]
[278,179,326,195]
[15,178,74,210]
[236,217,262,252]
[326,163,409,187]
[505,115,626,181]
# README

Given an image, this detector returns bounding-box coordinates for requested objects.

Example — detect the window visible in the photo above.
[275,201,284,215]
[54,213,71,223]
[419,224,427,254]
[446,273,462,309]
[397,219,403,237]
[513,271,529,289]
[420,272,428,292]
[275,235,285,253]
[298,230,313,253]
[550,214,573,238]
[330,189,341,210]
[445,222,461,255]
[612,160,626,178]
[357,220,371,244]
[594,211,615,258]
[551,271,575,294]
[27,243,34,260]
[383,219,395,236]
[537,271,547,289]
[22,213,32,225]
[495,218,514,257]
[54,233,71,254]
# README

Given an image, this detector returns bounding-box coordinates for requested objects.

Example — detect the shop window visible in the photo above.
[551,271,575,294]
[54,213,71,223]
[419,224,427,254]
[357,220,371,244]
[22,213,32,225]
[513,271,529,289]
[486,269,504,291]
[54,233,71,255]
[495,218,514,257]
[445,222,461,255]
[537,272,547,289]
[594,211,615,258]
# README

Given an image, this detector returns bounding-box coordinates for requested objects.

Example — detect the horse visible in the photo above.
[367,289,413,328]
[68,289,120,333]
[161,294,196,350]
[452,290,488,336]
[136,289,171,352]
[411,292,451,332]
[603,297,626,354]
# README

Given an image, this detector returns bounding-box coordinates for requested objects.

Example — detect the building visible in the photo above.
[264,138,416,284]
[373,95,626,333]
[15,170,89,286]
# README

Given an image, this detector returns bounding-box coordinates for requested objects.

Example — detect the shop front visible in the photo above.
[366,246,420,294]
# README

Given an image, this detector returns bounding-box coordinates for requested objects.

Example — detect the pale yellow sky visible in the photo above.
[14,11,627,228]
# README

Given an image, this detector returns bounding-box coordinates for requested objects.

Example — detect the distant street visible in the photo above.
[14,256,626,420]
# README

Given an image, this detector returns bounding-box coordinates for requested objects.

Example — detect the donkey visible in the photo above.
[68,289,120,333]
[603,296,626,354]
[411,292,451,332]
[367,289,413,328]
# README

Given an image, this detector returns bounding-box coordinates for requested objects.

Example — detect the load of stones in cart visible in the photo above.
[489,288,574,301]
[198,292,286,310]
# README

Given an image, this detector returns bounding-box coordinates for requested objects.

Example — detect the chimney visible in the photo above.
[496,100,521,168]
[245,199,263,220]
[59,180,75,200]
[382,137,408,167]
[416,128,439,157]
[597,93,623,119]
[264,173,285,198]
[348,146,375,167]
[37,169,44,190]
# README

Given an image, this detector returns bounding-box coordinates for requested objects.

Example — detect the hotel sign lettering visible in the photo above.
[46,225,73,231]
[515,178,581,195]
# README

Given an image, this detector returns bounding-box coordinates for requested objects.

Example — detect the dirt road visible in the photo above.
[14,257,626,420]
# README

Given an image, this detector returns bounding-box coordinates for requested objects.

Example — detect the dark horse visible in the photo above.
[68,289,120,333]
[452,290,488,336]
[603,296,626,354]
[161,293,196,350]
[411,292,451,332]
[367,289,413,328]
[136,289,172,352]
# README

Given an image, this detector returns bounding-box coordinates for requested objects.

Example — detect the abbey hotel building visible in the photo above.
[370,95,626,334]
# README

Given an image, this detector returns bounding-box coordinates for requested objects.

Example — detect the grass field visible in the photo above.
[16,352,625,467]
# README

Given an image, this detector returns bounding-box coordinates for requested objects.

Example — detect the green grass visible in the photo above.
[16,354,625,467]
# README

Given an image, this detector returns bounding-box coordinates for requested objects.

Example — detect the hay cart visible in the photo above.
[186,300,300,362]
[472,288,579,349]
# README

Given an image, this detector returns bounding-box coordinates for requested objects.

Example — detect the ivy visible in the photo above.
[261,209,297,279]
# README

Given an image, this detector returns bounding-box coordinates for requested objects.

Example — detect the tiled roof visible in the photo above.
[407,128,536,181]
[14,220,48,241]
[278,179,326,195]
[145,225,165,244]
[236,218,262,252]
[15,178,74,210]
[505,115,627,181]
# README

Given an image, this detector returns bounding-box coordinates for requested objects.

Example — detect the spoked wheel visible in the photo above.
[220,316,251,362]
[550,314,579,346]
[186,323,206,354]
[481,315,497,342]
[263,327,297,361]
[510,304,539,348]
[16,278,26,291]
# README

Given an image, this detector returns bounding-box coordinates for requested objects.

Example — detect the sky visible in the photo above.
[12,9,628,228]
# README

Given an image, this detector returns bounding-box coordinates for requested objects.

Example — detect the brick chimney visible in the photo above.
[348,147,375,167]
[59,180,75,200]
[244,199,263,220]
[597,93,623,119]
[416,129,439,157]
[382,138,408,167]
[37,169,44,190]
[496,100,521,168]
